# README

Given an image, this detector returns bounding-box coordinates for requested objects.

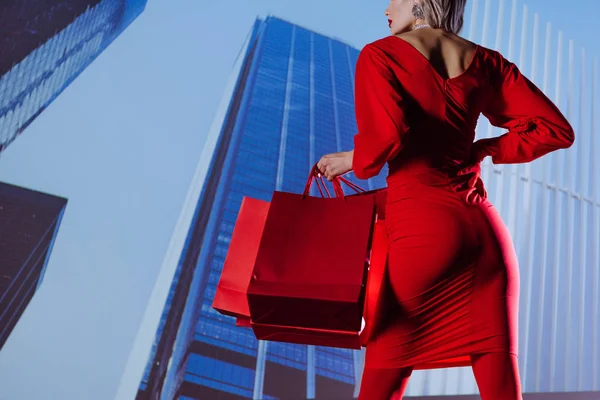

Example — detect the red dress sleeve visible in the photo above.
[352,44,408,179]
[476,54,575,164]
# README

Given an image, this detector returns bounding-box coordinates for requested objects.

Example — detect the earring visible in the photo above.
[412,2,425,20]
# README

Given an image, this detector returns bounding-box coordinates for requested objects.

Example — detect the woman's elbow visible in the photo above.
[352,158,383,180]
[553,116,575,148]
[351,149,374,180]
[561,126,575,148]
[352,138,401,180]
[353,164,375,180]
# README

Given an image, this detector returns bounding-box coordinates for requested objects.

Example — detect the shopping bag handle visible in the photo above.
[302,164,366,199]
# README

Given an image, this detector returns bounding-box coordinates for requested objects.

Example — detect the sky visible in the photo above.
[0,1,598,400]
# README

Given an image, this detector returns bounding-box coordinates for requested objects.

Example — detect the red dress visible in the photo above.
[352,36,574,370]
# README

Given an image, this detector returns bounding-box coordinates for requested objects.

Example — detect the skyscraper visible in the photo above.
[0,181,68,350]
[0,0,148,154]
[136,16,386,400]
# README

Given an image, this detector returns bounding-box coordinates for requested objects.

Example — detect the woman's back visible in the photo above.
[350,31,574,181]
[396,30,478,81]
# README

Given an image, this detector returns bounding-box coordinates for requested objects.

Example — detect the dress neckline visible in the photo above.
[391,36,480,83]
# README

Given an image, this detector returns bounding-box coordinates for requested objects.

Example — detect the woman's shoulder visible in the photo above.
[358,36,415,65]
[362,35,403,54]
[472,44,509,67]
[354,37,400,68]
[358,36,396,56]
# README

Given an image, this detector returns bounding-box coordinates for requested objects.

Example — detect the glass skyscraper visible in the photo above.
[136,16,387,400]
[0,0,147,154]
[133,1,600,398]
[0,181,67,350]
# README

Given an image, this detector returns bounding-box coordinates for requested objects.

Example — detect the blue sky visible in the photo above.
[0,1,598,399]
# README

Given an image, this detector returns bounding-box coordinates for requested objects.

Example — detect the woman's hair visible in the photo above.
[421,0,467,34]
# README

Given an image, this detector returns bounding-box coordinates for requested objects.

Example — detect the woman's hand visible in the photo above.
[467,139,490,165]
[456,140,490,204]
[317,151,353,181]
[457,162,487,203]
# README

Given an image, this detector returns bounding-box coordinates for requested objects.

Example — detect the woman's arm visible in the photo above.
[352,44,409,179]
[475,54,574,164]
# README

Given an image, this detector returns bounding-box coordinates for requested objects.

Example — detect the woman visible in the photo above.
[316,0,574,399]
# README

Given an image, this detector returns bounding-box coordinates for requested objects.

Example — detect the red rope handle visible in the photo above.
[302,164,366,198]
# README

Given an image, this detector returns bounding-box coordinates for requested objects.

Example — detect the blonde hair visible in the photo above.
[421,0,467,34]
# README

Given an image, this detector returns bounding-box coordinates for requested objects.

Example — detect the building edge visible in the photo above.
[113,17,263,400]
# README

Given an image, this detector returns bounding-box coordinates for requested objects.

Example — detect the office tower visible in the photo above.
[136,16,386,400]
[0,0,148,154]
[0,181,67,350]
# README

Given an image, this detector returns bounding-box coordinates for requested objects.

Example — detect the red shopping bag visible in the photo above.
[216,165,391,350]
[249,218,389,350]
[247,166,376,335]
[212,197,270,319]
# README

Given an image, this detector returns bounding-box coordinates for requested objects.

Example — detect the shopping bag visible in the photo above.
[247,166,376,333]
[216,164,391,351]
[212,178,386,322]
[249,218,389,350]
[212,197,270,319]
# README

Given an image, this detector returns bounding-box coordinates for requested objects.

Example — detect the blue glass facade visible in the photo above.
[0,0,147,154]
[137,16,387,400]
[0,182,67,350]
